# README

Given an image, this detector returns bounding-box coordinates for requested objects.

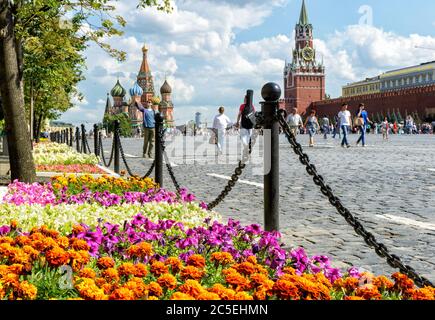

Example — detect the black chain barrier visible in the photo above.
[207,130,259,211]
[99,134,115,168]
[85,138,92,154]
[158,129,182,193]
[277,110,433,288]
[116,131,156,179]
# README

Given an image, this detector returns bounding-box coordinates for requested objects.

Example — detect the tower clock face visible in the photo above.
[302,47,314,61]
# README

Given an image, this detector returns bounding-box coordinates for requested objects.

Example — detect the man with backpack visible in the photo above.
[236,92,255,149]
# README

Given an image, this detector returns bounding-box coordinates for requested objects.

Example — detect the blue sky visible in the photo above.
[60,0,435,127]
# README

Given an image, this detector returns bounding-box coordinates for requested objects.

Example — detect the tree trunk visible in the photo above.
[0,1,36,182]
[35,111,43,143]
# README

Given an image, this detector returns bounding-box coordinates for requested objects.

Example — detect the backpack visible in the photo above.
[241,104,254,129]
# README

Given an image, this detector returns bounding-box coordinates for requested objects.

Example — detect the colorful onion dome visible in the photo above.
[110,80,126,97]
[160,80,172,94]
[129,82,144,97]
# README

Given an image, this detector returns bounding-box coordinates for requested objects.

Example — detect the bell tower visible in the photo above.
[284,0,325,115]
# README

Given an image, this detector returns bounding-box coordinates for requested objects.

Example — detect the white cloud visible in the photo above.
[61,1,435,126]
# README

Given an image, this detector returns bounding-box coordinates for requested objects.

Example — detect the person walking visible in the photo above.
[332,114,341,139]
[321,115,330,140]
[382,117,389,140]
[304,109,320,147]
[431,120,435,134]
[338,103,352,148]
[287,108,303,137]
[134,97,155,158]
[236,95,255,149]
[355,103,371,147]
[212,106,232,156]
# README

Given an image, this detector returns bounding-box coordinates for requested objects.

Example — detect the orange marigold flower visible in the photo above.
[118,262,137,277]
[254,264,269,275]
[235,262,256,276]
[72,225,86,235]
[210,252,234,266]
[68,250,90,272]
[392,273,415,294]
[333,277,359,294]
[178,280,204,298]
[344,296,365,300]
[180,266,205,281]
[1,275,19,293]
[171,292,195,300]
[16,281,37,300]
[372,276,394,291]
[46,247,69,267]
[56,236,70,249]
[79,268,96,279]
[187,254,206,269]
[197,292,221,300]
[97,257,115,270]
[246,256,257,265]
[157,274,178,290]
[102,268,120,282]
[124,278,148,299]
[127,242,153,259]
[273,279,300,300]
[133,263,148,278]
[165,257,183,274]
[14,236,31,247]
[8,264,24,275]
[411,287,434,300]
[31,236,57,252]
[282,267,297,275]
[109,287,136,300]
[224,269,251,291]
[150,261,169,277]
[75,278,108,300]
[355,284,382,300]
[0,236,14,244]
[250,273,270,287]
[234,291,254,300]
[70,238,90,251]
[148,282,163,298]
[254,288,268,300]
[22,246,39,261]
[147,296,159,300]
[95,277,107,287]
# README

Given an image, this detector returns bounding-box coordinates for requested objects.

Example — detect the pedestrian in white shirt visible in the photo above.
[337,103,352,148]
[287,108,303,137]
[212,106,232,155]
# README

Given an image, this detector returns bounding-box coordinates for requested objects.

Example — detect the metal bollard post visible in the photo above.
[154,113,164,187]
[75,127,80,152]
[61,130,65,144]
[69,128,73,147]
[113,120,120,174]
[261,82,281,232]
[93,124,99,156]
[81,124,86,154]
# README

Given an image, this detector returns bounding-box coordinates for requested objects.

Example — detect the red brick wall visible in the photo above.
[310,84,435,121]
[285,75,325,115]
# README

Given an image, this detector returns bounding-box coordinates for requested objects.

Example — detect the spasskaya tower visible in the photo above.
[284,0,325,115]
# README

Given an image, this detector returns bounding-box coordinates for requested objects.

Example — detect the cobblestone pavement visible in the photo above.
[96,133,435,281]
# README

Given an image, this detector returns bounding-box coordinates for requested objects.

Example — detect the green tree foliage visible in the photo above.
[103,112,132,137]
[0,0,172,182]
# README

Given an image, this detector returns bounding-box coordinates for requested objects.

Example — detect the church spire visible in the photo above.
[139,43,151,75]
[299,0,309,25]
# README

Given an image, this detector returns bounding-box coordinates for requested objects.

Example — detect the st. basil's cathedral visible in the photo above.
[103,44,175,129]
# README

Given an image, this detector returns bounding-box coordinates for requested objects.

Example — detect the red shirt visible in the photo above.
[239,104,255,113]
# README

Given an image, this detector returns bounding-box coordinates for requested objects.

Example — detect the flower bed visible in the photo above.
[0,219,433,300]
[36,165,106,174]
[33,142,99,166]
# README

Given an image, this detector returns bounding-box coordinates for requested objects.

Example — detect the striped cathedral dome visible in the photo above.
[129,81,144,97]
[110,80,126,97]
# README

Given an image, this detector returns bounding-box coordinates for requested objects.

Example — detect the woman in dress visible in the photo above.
[304,110,320,147]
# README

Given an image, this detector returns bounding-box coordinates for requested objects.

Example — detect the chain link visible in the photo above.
[277,110,433,288]
[207,130,259,211]
[117,131,156,179]
[99,134,115,168]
